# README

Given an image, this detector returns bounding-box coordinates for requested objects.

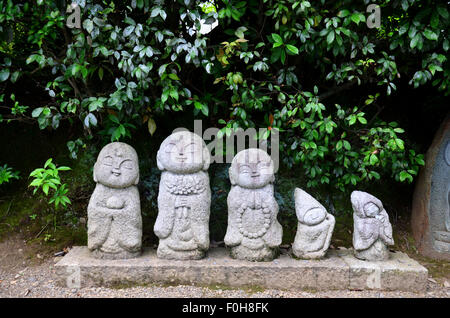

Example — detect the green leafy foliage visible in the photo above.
[29,158,72,209]
[1,0,447,193]
[0,164,19,185]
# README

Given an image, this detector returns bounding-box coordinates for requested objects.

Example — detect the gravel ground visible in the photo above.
[0,236,449,298]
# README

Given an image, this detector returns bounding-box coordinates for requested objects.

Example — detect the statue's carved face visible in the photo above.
[94,143,139,188]
[294,188,327,225]
[351,190,384,218]
[363,202,380,218]
[157,131,209,174]
[230,149,274,189]
[302,207,327,225]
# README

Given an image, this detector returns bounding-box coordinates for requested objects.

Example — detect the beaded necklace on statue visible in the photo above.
[164,174,207,195]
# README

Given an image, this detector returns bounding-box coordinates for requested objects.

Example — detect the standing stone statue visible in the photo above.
[412,116,450,260]
[225,148,282,261]
[87,142,142,259]
[351,190,394,261]
[292,188,335,259]
[154,131,211,260]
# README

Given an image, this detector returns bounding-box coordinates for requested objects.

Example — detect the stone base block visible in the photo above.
[55,247,428,292]
[337,249,428,292]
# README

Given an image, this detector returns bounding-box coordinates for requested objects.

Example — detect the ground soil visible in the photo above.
[0,233,448,298]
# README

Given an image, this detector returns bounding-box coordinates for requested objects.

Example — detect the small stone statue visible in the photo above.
[154,131,211,260]
[351,190,394,261]
[87,142,142,259]
[225,148,282,261]
[292,188,335,259]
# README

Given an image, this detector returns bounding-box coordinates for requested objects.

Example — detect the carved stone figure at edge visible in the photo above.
[411,117,450,260]
[225,148,282,261]
[292,188,335,259]
[440,141,450,238]
[87,142,142,259]
[351,190,394,261]
[154,131,211,260]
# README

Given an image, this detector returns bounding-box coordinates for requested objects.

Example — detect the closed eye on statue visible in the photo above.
[184,142,198,153]
[305,207,324,217]
[259,161,272,169]
[239,165,251,174]
[165,142,177,153]
[103,156,113,166]
[258,162,271,170]
[363,202,380,216]
[120,159,134,170]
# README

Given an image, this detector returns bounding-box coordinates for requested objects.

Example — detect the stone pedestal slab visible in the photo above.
[55,246,428,292]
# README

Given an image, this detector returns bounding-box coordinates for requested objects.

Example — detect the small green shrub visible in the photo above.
[0,164,19,185]
[29,158,72,209]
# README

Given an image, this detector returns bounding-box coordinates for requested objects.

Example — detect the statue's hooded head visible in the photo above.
[350,190,383,218]
[229,148,275,189]
[157,131,210,174]
[294,188,327,226]
[93,142,139,188]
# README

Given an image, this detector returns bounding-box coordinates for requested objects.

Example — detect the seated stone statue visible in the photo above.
[154,131,211,260]
[292,188,335,259]
[87,142,142,259]
[225,148,282,261]
[351,190,394,261]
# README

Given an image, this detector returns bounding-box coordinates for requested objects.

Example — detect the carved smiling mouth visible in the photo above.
[112,172,121,177]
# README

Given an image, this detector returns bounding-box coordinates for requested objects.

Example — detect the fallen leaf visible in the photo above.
[148,117,157,136]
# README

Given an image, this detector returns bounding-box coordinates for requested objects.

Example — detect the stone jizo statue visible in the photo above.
[87,142,142,259]
[351,190,394,261]
[292,188,335,259]
[224,148,282,261]
[411,117,450,260]
[154,130,211,260]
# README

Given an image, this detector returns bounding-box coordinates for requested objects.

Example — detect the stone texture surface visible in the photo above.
[351,191,394,261]
[154,131,211,260]
[337,248,428,292]
[292,188,335,259]
[412,116,450,260]
[87,142,142,260]
[225,149,282,261]
[55,246,428,292]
